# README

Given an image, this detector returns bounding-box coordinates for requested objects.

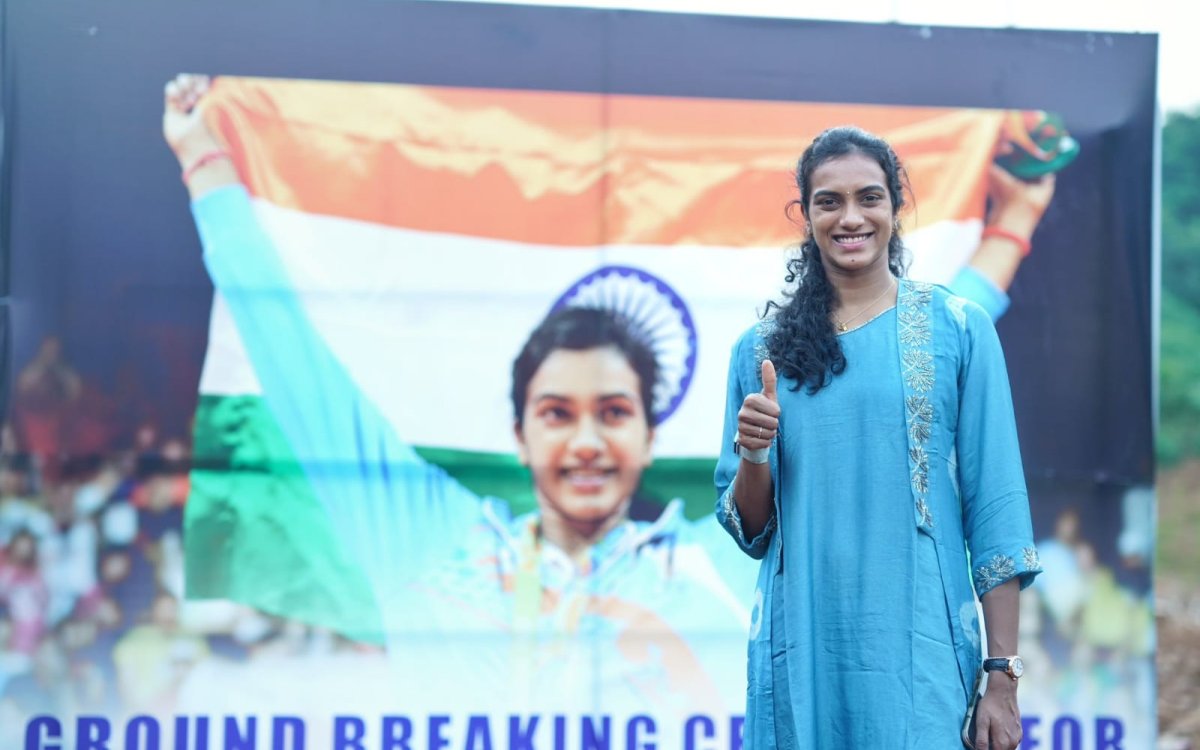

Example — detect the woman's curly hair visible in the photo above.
[764,126,912,394]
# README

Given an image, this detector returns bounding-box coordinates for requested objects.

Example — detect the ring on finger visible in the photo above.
[757,425,763,438]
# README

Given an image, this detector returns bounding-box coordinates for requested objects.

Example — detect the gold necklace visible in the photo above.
[835,279,896,333]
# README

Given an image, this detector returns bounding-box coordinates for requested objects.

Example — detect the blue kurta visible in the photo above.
[715,280,1042,749]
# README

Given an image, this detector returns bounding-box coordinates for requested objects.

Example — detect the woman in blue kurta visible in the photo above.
[715,127,1042,749]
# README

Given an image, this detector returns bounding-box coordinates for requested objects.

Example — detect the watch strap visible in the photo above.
[982,656,1023,679]
[982,658,1010,673]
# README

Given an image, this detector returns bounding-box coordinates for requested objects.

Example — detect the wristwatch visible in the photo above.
[733,437,769,464]
[982,656,1024,680]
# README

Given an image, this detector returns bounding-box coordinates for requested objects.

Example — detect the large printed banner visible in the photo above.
[1,3,1155,750]
[188,78,1004,624]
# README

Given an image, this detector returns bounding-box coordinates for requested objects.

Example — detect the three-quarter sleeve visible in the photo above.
[954,301,1042,596]
[714,333,776,559]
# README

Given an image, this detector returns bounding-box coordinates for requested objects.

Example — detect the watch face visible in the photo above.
[1010,657,1024,678]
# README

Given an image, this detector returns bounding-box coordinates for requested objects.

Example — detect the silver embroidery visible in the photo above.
[909,445,930,495]
[721,489,749,547]
[916,498,933,527]
[900,280,935,530]
[722,488,776,548]
[975,554,1017,592]
[902,350,934,393]
[899,308,931,346]
[1023,546,1042,571]
[906,395,933,443]
[910,281,933,307]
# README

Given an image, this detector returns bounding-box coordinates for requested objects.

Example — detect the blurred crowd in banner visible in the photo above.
[0,335,383,746]
[1023,485,1157,740]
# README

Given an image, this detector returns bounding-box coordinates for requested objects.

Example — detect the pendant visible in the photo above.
[838,322,847,332]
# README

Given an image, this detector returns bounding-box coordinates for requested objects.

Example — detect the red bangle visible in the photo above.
[181,150,231,184]
[981,226,1032,257]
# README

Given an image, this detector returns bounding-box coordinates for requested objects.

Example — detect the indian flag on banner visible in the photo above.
[184,76,1008,637]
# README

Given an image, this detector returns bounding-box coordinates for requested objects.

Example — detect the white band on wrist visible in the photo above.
[736,441,770,464]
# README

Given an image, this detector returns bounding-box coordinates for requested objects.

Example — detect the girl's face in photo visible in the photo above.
[516,346,654,529]
[807,152,895,276]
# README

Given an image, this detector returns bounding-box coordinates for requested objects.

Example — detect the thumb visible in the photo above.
[761,360,777,401]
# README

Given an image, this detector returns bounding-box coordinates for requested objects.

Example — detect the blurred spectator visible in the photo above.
[13,336,116,484]
[14,336,82,462]
[98,547,156,632]
[62,595,124,712]
[0,525,49,652]
[113,593,209,712]
[0,455,52,546]
[39,476,98,627]
[0,530,50,656]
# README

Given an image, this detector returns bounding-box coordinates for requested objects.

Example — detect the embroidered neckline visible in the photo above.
[835,305,897,336]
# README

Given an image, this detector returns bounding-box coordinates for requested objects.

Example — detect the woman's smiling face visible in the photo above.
[515,346,654,530]
[806,152,896,276]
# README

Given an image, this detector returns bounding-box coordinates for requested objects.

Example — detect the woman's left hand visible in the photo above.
[968,676,1022,750]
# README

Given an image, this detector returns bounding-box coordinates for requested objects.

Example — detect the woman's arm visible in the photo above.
[714,335,778,558]
[973,578,1022,750]
[164,75,483,585]
[164,75,239,200]
[955,303,1041,594]
[731,360,779,538]
[954,301,1041,750]
[950,165,1056,322]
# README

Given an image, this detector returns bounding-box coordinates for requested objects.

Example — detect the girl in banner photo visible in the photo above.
[163,74,754,718]
[716,127,1042,749]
